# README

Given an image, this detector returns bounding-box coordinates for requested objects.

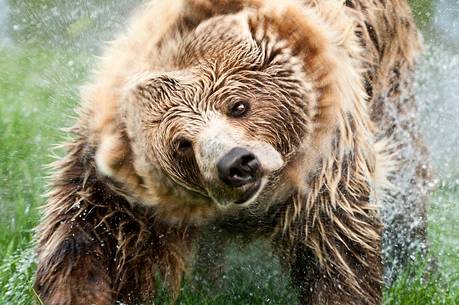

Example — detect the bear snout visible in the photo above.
[193,116,284,206]
[217,147,261,188]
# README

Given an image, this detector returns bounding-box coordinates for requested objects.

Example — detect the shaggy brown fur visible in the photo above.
[35,0,431,304]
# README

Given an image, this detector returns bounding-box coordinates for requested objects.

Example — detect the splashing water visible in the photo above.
[417,40,459,176]
[414,5,459,284]
[0,0,9,45]
[0,0,458,302]
[416,44,459,278]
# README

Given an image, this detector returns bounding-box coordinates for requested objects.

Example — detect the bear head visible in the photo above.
[91,1,383,225]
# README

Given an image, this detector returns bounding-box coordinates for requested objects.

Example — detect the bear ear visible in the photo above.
[95,126,131,179]
[92,72,173,189]
[94,125,147,198]
[93,72,157,180]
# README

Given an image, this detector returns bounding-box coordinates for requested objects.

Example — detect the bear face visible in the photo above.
[95,12,320,224]
[92,1,378,227]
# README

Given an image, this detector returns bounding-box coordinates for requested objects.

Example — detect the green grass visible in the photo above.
[0,47,52,257]
[0,46,80,259]
[0,45,458,305]
[0,45,85,304]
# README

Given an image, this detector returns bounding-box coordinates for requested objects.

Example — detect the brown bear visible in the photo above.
[34,0,432,304]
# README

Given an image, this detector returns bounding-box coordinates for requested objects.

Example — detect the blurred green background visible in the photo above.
[0,0,458,304]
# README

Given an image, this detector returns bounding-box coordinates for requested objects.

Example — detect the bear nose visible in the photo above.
[217,147,261,187]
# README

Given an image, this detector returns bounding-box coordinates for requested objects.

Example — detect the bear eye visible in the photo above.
[174,137,193,155]
[228,100,250,118]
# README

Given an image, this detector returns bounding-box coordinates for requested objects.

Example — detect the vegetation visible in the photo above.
[408,0,434,28]
[0,0,458,302]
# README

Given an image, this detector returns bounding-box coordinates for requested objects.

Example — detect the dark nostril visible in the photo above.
[241,155,259,170]
[217,147,261,187]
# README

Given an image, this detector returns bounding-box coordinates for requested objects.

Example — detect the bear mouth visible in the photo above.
[234,179,263,205]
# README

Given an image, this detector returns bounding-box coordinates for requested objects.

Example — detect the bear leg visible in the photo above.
[35,224,114,305]
[279,240,383,305]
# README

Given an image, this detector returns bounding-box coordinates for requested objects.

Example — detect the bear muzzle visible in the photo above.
[195,117,284,206]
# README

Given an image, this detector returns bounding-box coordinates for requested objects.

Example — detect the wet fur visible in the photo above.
[35,0,430,304]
